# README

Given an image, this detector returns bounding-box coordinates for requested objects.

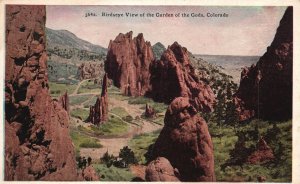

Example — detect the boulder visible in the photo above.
[144,103,156,118]
[247,137,275,164]
[81,166,100,181]
[145,157,180,181]
[5,5,80,180]
[105,31,155,96]
[151,97,215,181]
[86,73,108,125]
[234,7,293,121]
[150,42,215,112]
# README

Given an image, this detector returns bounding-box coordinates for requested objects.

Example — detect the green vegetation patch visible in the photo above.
[93,164,134,181]
[78,80,101,94]
[211,119,292,182]
[129,129,161,164]
[48,61,79,83]
[69,94,93,105]
[110,107,130,118]
[128,96,168,114]
[49,82,77,97]
[70,130,102,157]
[71,108,89,120]
[90,115,129,136]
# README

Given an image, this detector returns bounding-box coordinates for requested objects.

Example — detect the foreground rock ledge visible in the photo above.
[4,5,89,181]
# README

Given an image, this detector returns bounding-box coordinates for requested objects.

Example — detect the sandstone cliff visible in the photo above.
[86,73,109,125]
[150,97,215,181]
[234,7,293,121]
[105,31,155,96]
[5,5,80,180]
[150,42,216,112]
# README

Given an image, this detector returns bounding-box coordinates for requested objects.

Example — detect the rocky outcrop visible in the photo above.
[144,103,156,118]
[151,97,215,181]
[86,73,108,125]
[5,5,80,180]
[247,137,275,164]
[80,166,100,181]
[105,31,155,96]
[78,62,104,80]
[58,91,69,115]
[150,42,215,112]
[145,157,180,181]
[234,7,293,121]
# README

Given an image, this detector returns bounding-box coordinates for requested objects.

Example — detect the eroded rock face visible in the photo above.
[150,42,215,112]
[234,7,293,121]
[145,157,180,181]
[247,137,275,164]
[58,91,69,115]
[78,62,103,80]
[86,73,108,125]
[105,31,155,96]
[5,5,80,180]
[144,103,156,118]
[151,97,215,181]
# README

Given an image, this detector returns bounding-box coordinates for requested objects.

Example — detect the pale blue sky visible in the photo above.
[46,6,287,56]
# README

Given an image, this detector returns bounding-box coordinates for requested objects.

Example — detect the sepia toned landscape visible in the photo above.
[4,5,292,182]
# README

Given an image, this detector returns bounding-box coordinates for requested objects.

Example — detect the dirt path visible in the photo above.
[79,98,162,160]
[69,80,163,160]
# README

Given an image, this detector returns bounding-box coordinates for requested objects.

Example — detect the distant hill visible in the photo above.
[46,28,107,83]
[152,42,166,60]
[46,28,107,54]
[195,54,259,83]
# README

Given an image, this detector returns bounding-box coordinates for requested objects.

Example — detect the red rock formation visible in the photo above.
[5,5,80,180]
[145,157,180,181]
[234,7,293,121]
[247,137,275,164]
[78,62,103,80]
[58,91,69,115]
[144,103,156,118]
[80,166,100,181]
[150,42,215,112]
[86,73,108,125]
[105,31,155,96]
[151,97,215,181]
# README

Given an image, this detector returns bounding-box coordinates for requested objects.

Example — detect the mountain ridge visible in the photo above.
[46,27,107,54]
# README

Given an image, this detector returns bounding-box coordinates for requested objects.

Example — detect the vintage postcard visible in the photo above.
[0,0,299,183]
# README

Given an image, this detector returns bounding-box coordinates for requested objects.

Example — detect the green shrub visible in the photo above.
[90,115,129,136]
[129,129,161,164]
[118,146,138,168]
[70,130,102,155]
[70,108,89,120]
[93,164,134,181]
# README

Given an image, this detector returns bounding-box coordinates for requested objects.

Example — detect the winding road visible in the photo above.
[69,79,163,160]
